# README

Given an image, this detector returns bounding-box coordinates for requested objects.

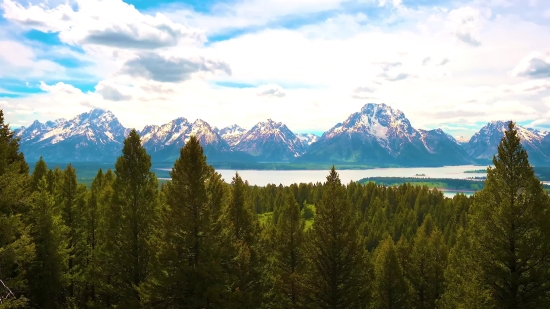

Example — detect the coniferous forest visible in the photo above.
[1,109,550,309]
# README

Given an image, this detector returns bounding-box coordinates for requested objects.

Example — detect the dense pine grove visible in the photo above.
[1,109,550,308]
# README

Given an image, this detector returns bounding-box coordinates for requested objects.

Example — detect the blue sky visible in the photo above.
[1,0,550,138]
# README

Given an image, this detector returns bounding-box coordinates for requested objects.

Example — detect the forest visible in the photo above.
[1,110,550,309]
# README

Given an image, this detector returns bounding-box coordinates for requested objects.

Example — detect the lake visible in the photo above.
[158,165,489,197]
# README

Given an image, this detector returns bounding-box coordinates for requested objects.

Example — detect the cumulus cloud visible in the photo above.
[120,53,232,82]
[446,7,489,46]
[0,100,11,107]
[95,82,132,101]
[511,52,550,78]
[256,84,286,98]
[2,0,205,49]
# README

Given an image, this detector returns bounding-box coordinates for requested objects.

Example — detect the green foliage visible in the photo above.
[28,178,69,308]
[372,237,411,309]
[465,121,550,308]
[108,129,159,307]
[0,110,34,308]
[140,135,226,308]
[5,109,550,308]
[269,192,307,309]
[305,166,371,309]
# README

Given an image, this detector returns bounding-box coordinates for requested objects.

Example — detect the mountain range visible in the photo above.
[13,103,550,167]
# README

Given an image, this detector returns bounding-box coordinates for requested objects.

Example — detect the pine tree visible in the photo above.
[438,228,493,309]
[61,164,87,305]
[372,237,411,309]
[82,169,103,306]
[270,192,308,309]
[95,169,119,307]
[31,157,48,192]
[110,129,158,307]
[139,135,226,308]
[27,178,69,309]
[0,109,34,308]
[305,166,371,309]
[467,121,550,308]
[224,172,265,309]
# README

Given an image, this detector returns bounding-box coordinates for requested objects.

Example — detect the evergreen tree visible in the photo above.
[305,166,371,309]
[270,192,307,309]
[0,109,34,308]
[83,169,103,306]
[140,136,225,308]
[31,157,47,192]
[110,129,158,307]
[95,169,119,307]
[27,178,69,309]
[438,228,493,309]
[61,164,87,305]
[467,121,550,308]
[224,172,265,308]
[372,237,411,309]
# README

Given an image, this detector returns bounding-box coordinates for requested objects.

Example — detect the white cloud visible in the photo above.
[511,51,550,78]
[2,0,205,49]
[446,7,491,46]
[256,84,286,98]
[544,9,550,18]
[2,0,550,139]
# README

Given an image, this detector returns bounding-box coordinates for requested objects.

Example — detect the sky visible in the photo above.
[1,0,550,138]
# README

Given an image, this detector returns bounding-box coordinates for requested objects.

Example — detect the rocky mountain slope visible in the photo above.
[13,105,550,166]
[15,109,128,163]
[299,103,471,166]
[465,121,550,165]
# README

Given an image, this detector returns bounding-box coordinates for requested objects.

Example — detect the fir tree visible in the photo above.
[305,166,371,309]
[27,178,69,309]
[224,172,265,309]
[140,136,225,308]
[31,157,47,192]
[270,192,307,309]
[0,109,34,307]
[110,129,158,307]
[372,237,411,309]
[467,121,550,308]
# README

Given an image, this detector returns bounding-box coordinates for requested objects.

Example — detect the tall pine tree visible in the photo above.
[140,135,226,308]
[223,172,265,309]
[305,166,371,309]
[110,129,158,308]
[466,121,550,308]
[0,109,34,308]
[270,191,307,309]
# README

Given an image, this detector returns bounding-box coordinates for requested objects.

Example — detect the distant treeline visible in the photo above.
[358,177,485,191]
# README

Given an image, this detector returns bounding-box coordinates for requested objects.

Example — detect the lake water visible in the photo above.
[158,165,489,197]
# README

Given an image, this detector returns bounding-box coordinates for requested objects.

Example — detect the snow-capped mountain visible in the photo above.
[15,109,128,163]
[233,119,308,161]
[139,118,232,162]
[465,121,550,165]
[13,106,550,166]
[296,133,318,146]
[215,125,247,147]
[300,103,471,166]
[418,129,471,164]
